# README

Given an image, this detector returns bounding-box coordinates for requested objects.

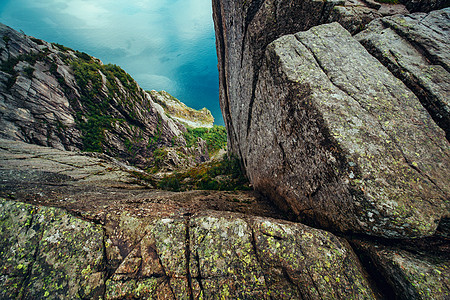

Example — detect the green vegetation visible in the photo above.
[2,35,10,44]
[183,125,227,154]
[69,54,142,152]
[30,37,44,45]
[23,66,34,79]
[157,155,250,192]
[52,43,71,52]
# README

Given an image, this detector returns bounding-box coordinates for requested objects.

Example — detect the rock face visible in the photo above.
[0,198,377,299]
[0,23,215,168]
[213,1,450,239]
[355,9,450,140]
[150,90,215,128]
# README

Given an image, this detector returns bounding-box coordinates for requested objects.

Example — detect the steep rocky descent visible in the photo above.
[149,90,215,129]
[213,1,450,239]
[1,137,448,299]
[0,137,372,299]
[0,23,217,169]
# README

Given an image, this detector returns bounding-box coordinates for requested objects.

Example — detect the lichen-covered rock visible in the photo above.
[212,0,410,158]
[242,22,449,238]
[1,194,376,299]
[353,240,450,299]
[0,199,105,299]
[105,211,376,299]
[328,0,409,34]
[356,8,450,140]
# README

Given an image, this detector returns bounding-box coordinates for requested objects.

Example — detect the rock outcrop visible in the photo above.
[355,9,450,140]
[0,23,220,169]
[1,1,449,298]
[150,90,215,128]
[213,1,449,239]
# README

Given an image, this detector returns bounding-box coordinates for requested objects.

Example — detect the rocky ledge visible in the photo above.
[1,133,449,299]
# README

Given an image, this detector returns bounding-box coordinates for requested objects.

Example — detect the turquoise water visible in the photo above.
[0,0,223,125]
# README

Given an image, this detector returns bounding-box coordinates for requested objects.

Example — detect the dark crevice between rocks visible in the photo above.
[184,217,194,300]
[347,240,398,300]
[193,251,205,296]
[99,227,108,300]
[249,226,274,300]
[19,209,40,300]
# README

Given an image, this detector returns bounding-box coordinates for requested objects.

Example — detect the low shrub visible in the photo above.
[157,155,250,192]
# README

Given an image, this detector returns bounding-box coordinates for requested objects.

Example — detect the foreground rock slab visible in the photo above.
[0,199,377,299]
[0,138,377,299]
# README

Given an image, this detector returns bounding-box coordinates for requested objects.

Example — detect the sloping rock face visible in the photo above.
[0,23,184,167]
[213,1,450,239]
[352,240,450,300]
[0,138,377,299]
[355,9,450,141]
[150,90,215,128]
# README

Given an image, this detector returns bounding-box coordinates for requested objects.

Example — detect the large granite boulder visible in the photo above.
[213,0,450,239]
[212,0,409,158]
[245,21,449,239]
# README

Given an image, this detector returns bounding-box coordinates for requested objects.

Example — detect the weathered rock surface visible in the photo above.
[0,138,379,299]
[248,21,449,238]
[0,199,105,299]
[352,240,450,299]
[1,197,378,299]
[212,0,411,158]
[213,0,450,239]
[400,0,449,13]
[356,9,450,140]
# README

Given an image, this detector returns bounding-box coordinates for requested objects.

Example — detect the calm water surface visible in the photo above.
[0,0,223,125]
